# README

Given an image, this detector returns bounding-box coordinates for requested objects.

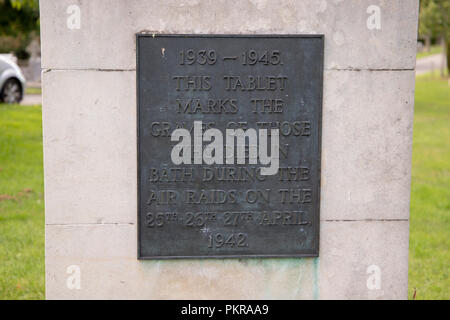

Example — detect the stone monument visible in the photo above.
[40,0,419,299]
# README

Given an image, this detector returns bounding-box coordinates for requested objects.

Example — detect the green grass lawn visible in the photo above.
[0,76,448,300]
[0,104,44,300]
[416,45,443,60]
[408,75,450,300]
[24,87,42,95]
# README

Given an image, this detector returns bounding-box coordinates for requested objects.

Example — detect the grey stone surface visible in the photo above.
[319,220,409,299]
[43,70,137,225]
[321,70,415,220]
[45,220,408,299]
[40,0,419,70]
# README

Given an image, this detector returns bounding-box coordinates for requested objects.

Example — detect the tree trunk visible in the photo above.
[447,40,450,79]
[425,35,431,52]
[441,37,446,78]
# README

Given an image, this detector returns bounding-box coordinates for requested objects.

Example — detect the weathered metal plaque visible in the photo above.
[137,35,323,259]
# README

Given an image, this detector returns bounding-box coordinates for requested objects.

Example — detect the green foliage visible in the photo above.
[419,0,450,40]
[0,0,39,56]
[0,103,44,300]
[0,0,39,37]
[10,0,39,10]
[408,75,450,300]
[419,0,450,74]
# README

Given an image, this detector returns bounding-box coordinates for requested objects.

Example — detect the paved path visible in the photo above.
[20,94,42,106]
[416,53,446,76]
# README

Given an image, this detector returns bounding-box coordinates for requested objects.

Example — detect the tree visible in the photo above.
[419,0,436,51]
[419,0,450,76]
[0,0,39,59]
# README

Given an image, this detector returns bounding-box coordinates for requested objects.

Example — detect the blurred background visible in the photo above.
[0,0,448,300]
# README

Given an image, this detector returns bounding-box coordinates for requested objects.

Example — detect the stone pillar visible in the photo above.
[41,0,419,299]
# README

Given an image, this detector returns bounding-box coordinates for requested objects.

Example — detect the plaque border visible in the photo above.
[136,34,324,259]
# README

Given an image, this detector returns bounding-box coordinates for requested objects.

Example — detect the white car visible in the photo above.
[0,56,26,103]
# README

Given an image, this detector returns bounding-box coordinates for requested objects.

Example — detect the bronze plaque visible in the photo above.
[137,35,323,259]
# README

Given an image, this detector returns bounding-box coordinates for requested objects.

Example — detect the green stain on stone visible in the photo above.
[313,257,319,299]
